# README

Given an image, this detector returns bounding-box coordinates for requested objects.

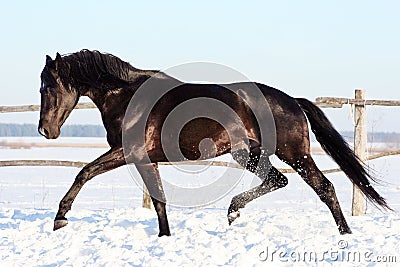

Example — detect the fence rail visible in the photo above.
[0,102,96,113]
[315,97,400,108]
[1,150,399,172]
[0,160,87,168]
[1,96,398,113]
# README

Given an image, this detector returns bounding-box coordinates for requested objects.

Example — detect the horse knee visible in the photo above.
[153,200,167,213]
[264,175,287,190]
[266,167,288,188]
[74,171,91,184]
[231,148,251,167]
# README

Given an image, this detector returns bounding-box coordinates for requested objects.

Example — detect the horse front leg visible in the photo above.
[54,147,125,230]
[135,163,171,237]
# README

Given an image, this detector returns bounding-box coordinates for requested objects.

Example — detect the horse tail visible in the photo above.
[295,98,391,210]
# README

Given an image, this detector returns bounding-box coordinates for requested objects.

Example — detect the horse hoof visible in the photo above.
[53,219,68,231]
[158,231,171,237]
[339,228,352,235]
[228,211,240,225]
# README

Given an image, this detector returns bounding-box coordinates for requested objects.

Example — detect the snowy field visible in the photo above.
[0,137,399,266]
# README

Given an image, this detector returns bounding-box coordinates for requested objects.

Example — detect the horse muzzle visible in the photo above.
[38,121,60,139]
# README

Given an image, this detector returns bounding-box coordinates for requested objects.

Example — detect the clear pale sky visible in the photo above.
[1,1,399,131]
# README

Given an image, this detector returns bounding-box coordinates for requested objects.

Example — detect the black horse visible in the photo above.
[38,50,389,236]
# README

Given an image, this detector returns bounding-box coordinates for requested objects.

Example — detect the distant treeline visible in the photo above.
[338,131,400,144]
[0,123,106,137]
[308,131,400,144]
[0,124,399,143]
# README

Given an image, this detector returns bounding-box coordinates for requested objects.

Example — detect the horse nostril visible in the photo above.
[38,126,49,138]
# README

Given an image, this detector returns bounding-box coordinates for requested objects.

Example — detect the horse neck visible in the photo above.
[79,72,150,112]
[77,68,174,115]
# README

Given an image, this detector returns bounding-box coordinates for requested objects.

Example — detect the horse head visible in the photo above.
[38,53,80,139]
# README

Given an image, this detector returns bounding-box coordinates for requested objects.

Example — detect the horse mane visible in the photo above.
[59,49,147,89]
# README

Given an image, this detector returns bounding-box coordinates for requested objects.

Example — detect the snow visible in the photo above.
[0,137,399,266]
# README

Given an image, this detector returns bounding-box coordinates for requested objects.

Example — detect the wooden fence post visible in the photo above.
[352,89,366,216]
[142,185,152,209]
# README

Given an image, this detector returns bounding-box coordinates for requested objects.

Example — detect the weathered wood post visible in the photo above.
[142,185,152,209]
[352,89,366,216]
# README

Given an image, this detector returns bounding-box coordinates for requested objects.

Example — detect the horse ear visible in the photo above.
[46,55,53,65]
[55,52,62,70]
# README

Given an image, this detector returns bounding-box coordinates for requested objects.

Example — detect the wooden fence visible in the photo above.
[1,89,399,215]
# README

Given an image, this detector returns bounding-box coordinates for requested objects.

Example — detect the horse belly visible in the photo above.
[146,118,234,162]
[179,118,232,160]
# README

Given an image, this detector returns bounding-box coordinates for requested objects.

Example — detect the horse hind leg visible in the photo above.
[283,154,352,234]
[228,144,288,225]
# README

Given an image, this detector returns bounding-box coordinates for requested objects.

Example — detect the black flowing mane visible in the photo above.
[59,50,151,89]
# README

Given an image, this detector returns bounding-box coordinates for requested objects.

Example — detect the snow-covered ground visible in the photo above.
[0,137,399,266]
